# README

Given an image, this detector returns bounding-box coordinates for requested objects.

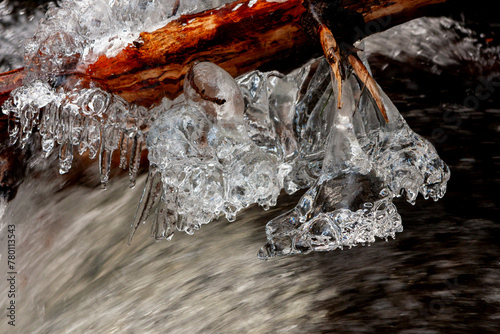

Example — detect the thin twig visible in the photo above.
[307,1,343,109]
[348,53,389,122]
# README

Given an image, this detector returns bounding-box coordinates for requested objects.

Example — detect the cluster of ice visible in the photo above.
[1,0,451,257]
[258,63,450,258]
[2,81,158,188]
[3,0,233,187]
[132,62,289,239]
[130,59,346,241]
[3,52,450,255]
[130,57,449,252]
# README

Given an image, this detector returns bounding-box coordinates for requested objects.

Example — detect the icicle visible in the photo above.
[58,102,76,174]
[87,119,101,160]
[20,104,35,149]
[3,100,20,146]
[99,148,112,189]
[39,104,51,156]
[78,117,90,156]
[59,141,73,174]
[128,134,142,188]
[118,132,129,169]
[99,124,118,189]
[151,189,177,241]
[71,111,83,146]
[129,168,162,244]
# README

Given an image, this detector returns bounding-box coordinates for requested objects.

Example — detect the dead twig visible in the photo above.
[348,53,389,122]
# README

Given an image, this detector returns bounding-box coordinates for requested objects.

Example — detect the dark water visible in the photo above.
[1,1,499,333]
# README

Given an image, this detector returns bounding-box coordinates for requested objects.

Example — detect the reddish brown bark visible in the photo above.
[0,0,447,108]
[0,68,24,107]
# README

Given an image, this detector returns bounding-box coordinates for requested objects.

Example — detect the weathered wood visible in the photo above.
[0,68,24,107]
[0,0,448,108]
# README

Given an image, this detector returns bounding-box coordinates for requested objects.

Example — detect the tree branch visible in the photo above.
[0,0,448,108]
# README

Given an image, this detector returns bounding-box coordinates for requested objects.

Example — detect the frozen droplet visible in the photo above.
[184,62,245,125]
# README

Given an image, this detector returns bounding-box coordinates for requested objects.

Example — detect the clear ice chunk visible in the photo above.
[259,74,403,259]
[130,62,289,241]
[258,54,450,258]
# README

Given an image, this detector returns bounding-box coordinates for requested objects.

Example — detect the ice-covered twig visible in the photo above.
[348,53,389,122]
[319,26,344,109]
[306,0,344,109]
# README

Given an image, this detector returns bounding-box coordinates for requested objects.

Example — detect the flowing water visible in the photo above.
[1,1,500,333]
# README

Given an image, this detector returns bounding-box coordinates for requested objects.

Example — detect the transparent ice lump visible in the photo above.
[258,62,450,258]
[132,62,288,240]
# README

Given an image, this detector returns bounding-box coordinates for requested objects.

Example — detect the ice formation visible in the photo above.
[1,0,451,257]
[132,62,288,240]
[3,0,234,187]
[130,59,346,241]
[3,83,157,188]
[258,66,450,258]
